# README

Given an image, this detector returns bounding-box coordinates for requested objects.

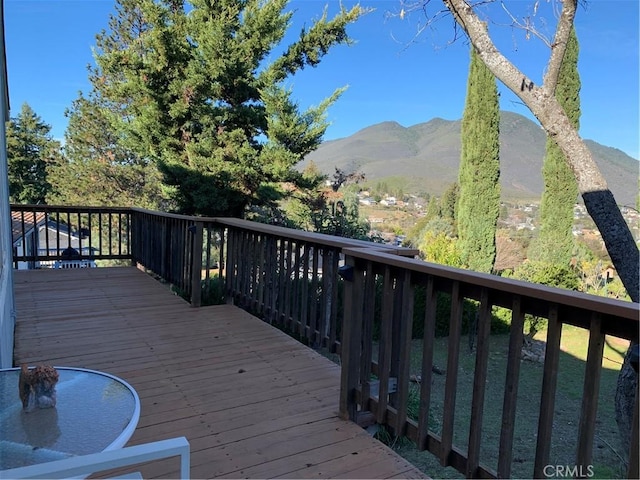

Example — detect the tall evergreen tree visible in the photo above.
[7,103,61,204]
[528,28,580,266]
[87,0,365,217]
[48,93,165,208]
[456,48,500,273]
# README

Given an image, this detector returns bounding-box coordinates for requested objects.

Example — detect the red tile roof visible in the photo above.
[11,211,45,244]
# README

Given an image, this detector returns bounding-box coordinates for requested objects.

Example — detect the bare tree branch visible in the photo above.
[541,0,576,93]
[499,1,553,48]
[390,0,460,49]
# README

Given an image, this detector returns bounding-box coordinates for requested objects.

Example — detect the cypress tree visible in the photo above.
[528,28,580,266]
[440,182,459,225]
[456,47,501,273]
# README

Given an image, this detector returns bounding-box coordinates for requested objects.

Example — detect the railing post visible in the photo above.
[129,210,139,267]
[189,221,203,307]
[339,255,362,421]
[224,228,235,305]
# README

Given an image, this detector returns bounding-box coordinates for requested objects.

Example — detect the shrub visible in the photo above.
[201,275,226,306]
[508,260,580,291]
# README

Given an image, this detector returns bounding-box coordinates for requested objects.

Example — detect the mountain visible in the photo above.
[302,111,639,205]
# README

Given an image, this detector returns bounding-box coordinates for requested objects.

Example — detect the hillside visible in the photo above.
[302,111,639,205]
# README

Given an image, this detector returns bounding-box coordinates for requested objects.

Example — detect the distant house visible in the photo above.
[11,211,96,269]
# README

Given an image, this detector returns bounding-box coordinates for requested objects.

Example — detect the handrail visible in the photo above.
[213,216,419,256]
[12,204,132,215]
[341,247,638,337]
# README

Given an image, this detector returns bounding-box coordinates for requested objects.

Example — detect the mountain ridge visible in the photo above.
[303,111,638,205]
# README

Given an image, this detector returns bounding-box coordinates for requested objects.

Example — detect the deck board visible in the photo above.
[13,267,428,479]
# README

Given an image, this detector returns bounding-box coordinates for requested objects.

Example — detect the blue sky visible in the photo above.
[5,0,639,159]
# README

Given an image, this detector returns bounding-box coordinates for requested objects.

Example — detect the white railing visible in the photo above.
[1,437,190,479]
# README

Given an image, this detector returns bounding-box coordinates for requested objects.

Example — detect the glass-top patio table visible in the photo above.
[0,367,140,471]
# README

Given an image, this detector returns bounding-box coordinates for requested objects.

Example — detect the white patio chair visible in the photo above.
[0,436,190,479]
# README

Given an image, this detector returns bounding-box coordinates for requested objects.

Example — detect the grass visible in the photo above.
[382,327,630,479]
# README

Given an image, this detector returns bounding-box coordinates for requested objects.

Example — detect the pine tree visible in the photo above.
[456,48,500,273]
[49,93,165,208]
[7,103,61,204]
[528,28,580,266]
[87,0,365,217]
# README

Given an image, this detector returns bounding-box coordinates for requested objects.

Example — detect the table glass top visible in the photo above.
[0,367,139,470]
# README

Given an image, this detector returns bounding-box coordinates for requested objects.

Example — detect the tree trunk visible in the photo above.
[616,346,639,465]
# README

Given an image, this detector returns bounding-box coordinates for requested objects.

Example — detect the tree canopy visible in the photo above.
[83,0,365,217]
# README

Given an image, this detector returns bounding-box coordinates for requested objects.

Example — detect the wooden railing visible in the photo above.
[213,217,416,349]
[129,208,205,306]
[10,204,640,478]
[339,246,639,479]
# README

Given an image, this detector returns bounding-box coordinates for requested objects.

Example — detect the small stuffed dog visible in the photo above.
[18,364,59,412]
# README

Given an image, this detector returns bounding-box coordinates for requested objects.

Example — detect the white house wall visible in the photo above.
[0,0,15,368]
[39,225,81,252]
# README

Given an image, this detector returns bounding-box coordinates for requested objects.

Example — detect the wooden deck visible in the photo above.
[12,267,427,479]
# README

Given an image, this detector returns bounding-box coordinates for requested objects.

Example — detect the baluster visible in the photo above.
[441,281,463,466]
[277,238,286,324]
[497,295,525,478]
[300,243,310,340]
[576,312,604,471]
[395,269,415,435]
[466,287,492,478]
[310,246,320,345]
[359,262,375,417]
[417,275,437,451]
[533,304,562,478]
[376,265,394,425]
